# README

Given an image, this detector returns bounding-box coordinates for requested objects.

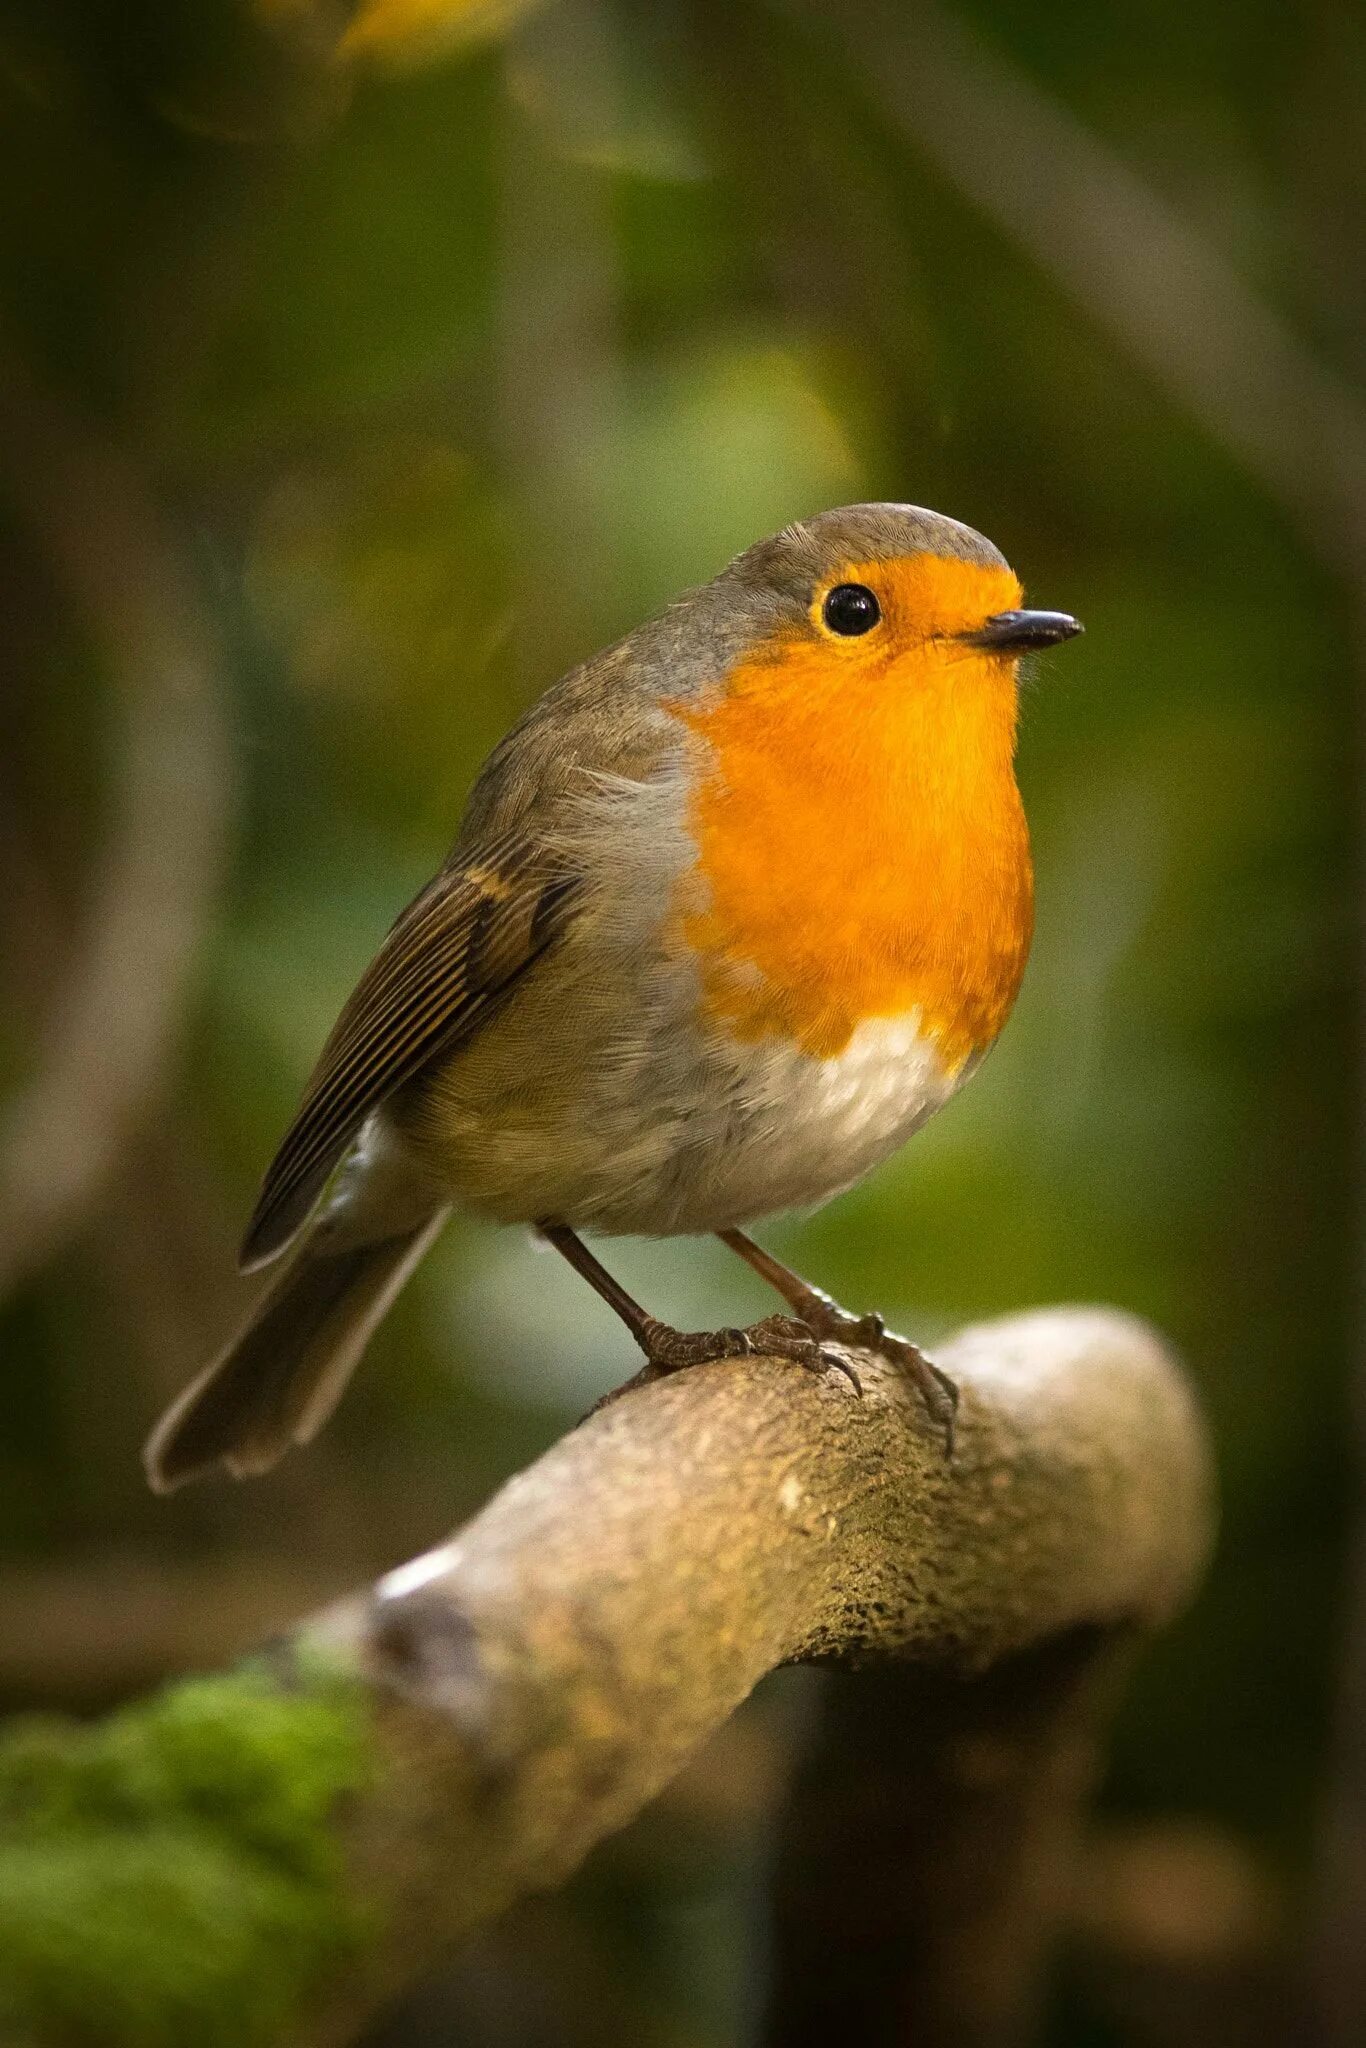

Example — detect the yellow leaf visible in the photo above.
[258,0,543,66]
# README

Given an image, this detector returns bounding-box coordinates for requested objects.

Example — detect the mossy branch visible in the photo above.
[0,1306,1213,2046]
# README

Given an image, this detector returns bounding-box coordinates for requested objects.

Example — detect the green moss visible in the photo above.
[0,1656,377,2047]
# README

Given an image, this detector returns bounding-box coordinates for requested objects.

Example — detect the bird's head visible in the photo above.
[704,503,1081,723]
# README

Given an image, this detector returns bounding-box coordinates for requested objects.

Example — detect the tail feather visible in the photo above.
[144,1208,448,1492]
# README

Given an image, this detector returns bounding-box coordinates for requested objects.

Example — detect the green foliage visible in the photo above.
[0,1663,375,2047]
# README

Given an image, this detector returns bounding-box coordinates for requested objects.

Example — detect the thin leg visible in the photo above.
[718,1228,876,1334]
[539,1223,861,1397]
[540,1223,659,1347]
[718,1227,959,1451]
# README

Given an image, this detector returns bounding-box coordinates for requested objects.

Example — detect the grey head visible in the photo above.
[632,503,1012,698]
[729,502,1008,594]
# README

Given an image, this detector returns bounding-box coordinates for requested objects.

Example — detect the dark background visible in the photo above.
[0,1,1361,2041]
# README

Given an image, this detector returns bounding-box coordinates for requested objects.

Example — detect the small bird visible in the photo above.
[145,503,1081,1490]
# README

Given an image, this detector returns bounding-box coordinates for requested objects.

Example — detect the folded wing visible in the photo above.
[239,829,578,1269]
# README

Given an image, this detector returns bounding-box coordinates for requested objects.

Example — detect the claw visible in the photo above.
[899,1348,958,1457]
[820,1347,864,1397]
[713,1232,956,1451]
[788,1300,958,1453]
[741,1315,861,1393]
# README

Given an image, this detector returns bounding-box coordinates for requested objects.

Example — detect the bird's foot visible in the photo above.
[588,1312,862,1417]
[636,1317,755,1373]
[639,1311,862,1394]
[784,1293,958,1453]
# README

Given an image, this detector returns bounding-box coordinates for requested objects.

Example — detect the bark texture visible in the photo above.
[0,1305,1214,2047]
[313,1304,1212,2036]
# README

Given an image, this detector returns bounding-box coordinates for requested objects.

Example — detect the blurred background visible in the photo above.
[0,0,1362,2041]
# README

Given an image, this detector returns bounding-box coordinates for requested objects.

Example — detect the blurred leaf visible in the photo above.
[259,0,545,67]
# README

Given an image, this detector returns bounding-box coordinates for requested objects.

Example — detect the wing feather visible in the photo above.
[239,835,577,1268]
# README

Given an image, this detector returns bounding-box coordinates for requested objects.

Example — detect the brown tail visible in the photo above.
[143,1208,448,1492]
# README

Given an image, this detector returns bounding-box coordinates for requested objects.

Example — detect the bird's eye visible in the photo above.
[822,583,881,636]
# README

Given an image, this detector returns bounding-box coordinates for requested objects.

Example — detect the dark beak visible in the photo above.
[963,609,1083,653]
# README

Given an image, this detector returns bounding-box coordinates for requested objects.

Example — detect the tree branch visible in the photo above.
[0,1307,1212,2047]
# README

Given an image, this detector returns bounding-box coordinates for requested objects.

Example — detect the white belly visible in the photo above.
[574,1008,961,1236]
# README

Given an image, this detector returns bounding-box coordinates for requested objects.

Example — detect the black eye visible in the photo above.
[822,583,880,636]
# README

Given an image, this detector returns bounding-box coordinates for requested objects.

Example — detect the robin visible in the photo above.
[145,503,1081,1490]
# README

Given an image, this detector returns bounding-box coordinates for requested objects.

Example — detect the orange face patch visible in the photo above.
[668,553,1035,1068]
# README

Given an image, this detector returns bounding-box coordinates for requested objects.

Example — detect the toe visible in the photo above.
[929,1362,960,1412]
[823,1348,864,1396]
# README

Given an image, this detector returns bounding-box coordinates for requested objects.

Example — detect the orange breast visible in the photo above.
[668,556,1035,1070]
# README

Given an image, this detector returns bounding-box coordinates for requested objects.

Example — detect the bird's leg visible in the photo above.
[539,1224,861,1402]
[717,1227,959,1450]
